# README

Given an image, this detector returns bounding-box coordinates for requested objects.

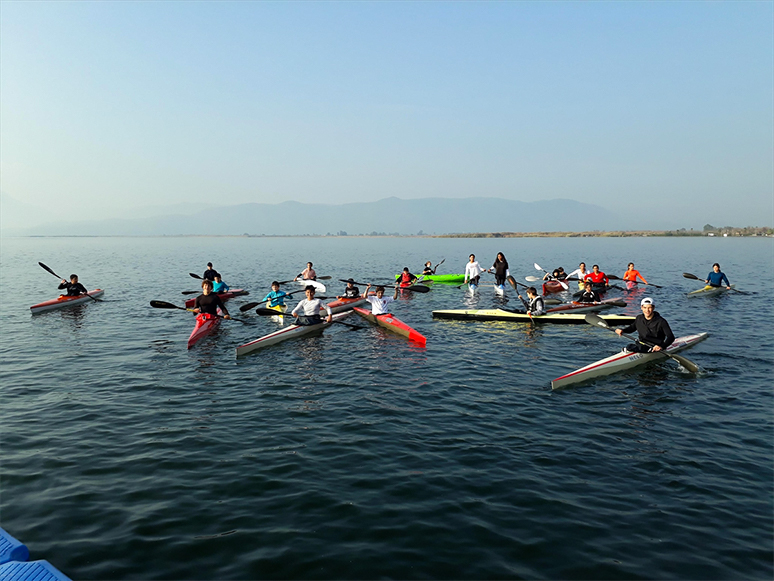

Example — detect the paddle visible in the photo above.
[531,263,570,291]
[255,307,362,329]
[432,258,445,274]
[584,313,700,373]
[683,272,745,294]
[39,262,101,302]
[149,300,247,323]
[610,274,662,289]
[238,290,306,312]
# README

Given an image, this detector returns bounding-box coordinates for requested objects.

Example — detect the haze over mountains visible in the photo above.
[1,197,621,236]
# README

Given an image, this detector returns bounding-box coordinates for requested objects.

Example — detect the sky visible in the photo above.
[1,1,772,230]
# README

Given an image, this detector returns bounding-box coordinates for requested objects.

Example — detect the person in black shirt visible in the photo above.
[193,280,231,318]
[616,297,674,353]
[577,281,601,303]
[203,262,220,281]
[490,252,510,287]
[337,279,361,299]
[58,274,88,297]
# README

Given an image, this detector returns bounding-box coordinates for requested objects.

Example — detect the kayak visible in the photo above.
[546,297,626,314]
[236,311,350,356]
[687,284,735,298]
[353,307,426,345]
[269,304,287,322]
[494,283,506,296]
[551,332,709,390]
[187,312,220,349]
[295,280,326,293]
[184,289,248,308]
[326,296,367,313]
[395,273,465,284]
[30,290,105,314]
[542,280,568,295]
[432,309,635,324]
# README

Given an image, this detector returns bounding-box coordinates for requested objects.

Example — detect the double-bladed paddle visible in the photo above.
[607,274,662,289]
[238,290,307,312]
[254,307,364,329]
[683,272,745,294]
[584,313,700,373]
[531,263,570,291]
[149,300,247,323]
[39,262,101,302]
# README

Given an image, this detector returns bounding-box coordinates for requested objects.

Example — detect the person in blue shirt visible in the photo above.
[262,281,289,308]
[705,263,731,289]
[212,275,229,293]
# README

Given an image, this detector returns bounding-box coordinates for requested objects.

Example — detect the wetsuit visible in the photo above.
[619,311,675,353]
[577,289,601,303]
[707,271,730,287]
[262,290,288,308]
[492,259,510,286]
[58,281,88,296]
[203,268,220,281]
[194,293,228,317]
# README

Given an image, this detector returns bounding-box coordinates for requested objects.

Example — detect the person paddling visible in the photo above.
[422,261,436,276]
[203,262,220,281]
[363,284,399,315]
[577,281,601,303]
[623,263,648,285]
[517,286,546,316]
[262,281,289,309]
[193,279,231,319]
[543,266,566,281]
[705,263,731,290]
[397,267,418,287]
[464,254,486,287]
[58,274,88,297]
[295,262,317,281]
[212,274,229,293]
[584,264,609,293]
[491,252,510,288]
[566,262,588,287]
[337,279,361,299]
[291,285,332,325]
[615,297,674,353]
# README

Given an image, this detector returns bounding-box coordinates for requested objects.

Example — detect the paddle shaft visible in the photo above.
[39,262,101,302]
[150,300,246,322]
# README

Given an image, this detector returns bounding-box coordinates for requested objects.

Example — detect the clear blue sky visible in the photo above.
[1,1,772,228]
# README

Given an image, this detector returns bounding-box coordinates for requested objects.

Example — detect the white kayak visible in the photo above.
[687,284,734,297]
[551,332,709,390]
[295,279,326,293]
[494,284,505,296]
[235,311,350,357]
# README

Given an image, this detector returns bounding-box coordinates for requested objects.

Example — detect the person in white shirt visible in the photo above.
[363,284,399,315]
[566,262,588,288]
[464,254,486,286]
[291,286,332,325]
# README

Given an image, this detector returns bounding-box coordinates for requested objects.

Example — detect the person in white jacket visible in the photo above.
[464,254,486,286]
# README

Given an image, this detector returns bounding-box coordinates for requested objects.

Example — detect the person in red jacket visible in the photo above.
[622,262,648,285]
[584,264,609,293]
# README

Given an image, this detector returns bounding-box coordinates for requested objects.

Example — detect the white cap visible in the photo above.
[641,297,654,307]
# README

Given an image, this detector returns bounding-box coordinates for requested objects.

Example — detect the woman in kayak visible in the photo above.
[212,275,229,293]
[705,263,731,289]
[543,267,566,281]
[623,263,648,285]
[491,252,510,287]
[263,281,289,308]
[58,274,88,297]
[616,297,674,353]
[577,281,601,303]
[295,262,317,281]
[566,262,588,287]
[584,265,609,293]
[363,284,399,315]
[192,280,232,319]
[422,261,436,276]
[203,262,220,281]
[398,267,418,287]
[464,254,486,286]
[291,285,332,326]
[337,279,361,299]
[517,287,546,316]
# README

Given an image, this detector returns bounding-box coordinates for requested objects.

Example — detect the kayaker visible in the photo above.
[705,263,731,290]
[58,274,88,297]
[291,285,332,325]
[398,267,418,287]
[203,262,220,281]
[566,262,588,284]
[192,279,231,319]
[464,254,486,286]
[422,261,436,276]
[623,263,648,285]
[295,262,317,281]
[491,252,510,287]
[262,281,289,308]
[337,279,361,299]
[517,286,546,316]
[584,264,609,292]
[363,284,399,315]
[212,275,229,294]
[577,281,601,303]
[615,297,674,353]
[544,267,566,281]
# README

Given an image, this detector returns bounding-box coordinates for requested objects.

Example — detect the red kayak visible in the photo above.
[30,290,105,314]
[187,312,220,348]
[547,297,626,314]
[542,280,568,295]
[184,289,248,308]
[326,296,367,313]
[353,307,426,346]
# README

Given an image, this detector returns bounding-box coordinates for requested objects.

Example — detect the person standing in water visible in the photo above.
[464,254,486,286]
[491,252,510,287]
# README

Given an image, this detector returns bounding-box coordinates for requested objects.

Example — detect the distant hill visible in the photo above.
[6,197,618,236]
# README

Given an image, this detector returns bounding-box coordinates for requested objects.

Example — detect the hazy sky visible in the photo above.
[1,1,772,228]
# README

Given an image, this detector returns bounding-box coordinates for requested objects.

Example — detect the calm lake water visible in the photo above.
[1,235,772,580]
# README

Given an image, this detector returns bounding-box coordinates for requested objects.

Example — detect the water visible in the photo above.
[1,236,772,580]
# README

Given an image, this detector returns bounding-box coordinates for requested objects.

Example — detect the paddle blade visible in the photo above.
[584,313,611,329]
[608,300,628,307]
[256,308,280,316]
[404,285,430,293]
[181,291,199,295]
[507,275,518,290]
[525,276,540,282]
[317,276,332,280]
[189,272,203,280]
[38,262,60,278]
[239,302,261,312]
[669,353,700,373]
[436,258,445,267]
[534,263,544,271]
[544,298,562,305]
[682,272,701,280]
[150,300,182,309]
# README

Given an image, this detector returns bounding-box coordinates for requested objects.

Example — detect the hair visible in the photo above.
[375,285,385,293]
[403,267,409,271]
[579,262,585,267]
[713,263,720,268]
[202,279,213,289]
[469,254,475,259]
[271,281,279,287]
[425,261,431,266]
[628,262,634,267]
[307,262,313,267]
[214,274,221,280]
[527,286,537,294]
[592,264,599,269]
[69,274,78,280]
[207,262,213,267]
[584,280,591,286]
[305,285,316,293]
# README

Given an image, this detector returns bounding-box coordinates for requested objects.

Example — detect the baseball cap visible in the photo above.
[641,297,654,306]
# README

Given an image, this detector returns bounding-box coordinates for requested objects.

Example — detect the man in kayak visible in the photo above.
[398,267,418,287]
[291,285,332,325]
[705,263,731,290]
[623,263,648,285]
[491,253,510,287]
[295,262,317,281]
[58,274,88,296]
[464,254,486,286]
[363,284,399,315]
[616,297,674,353]
[203,262,220,281]
[212,274,229,294]
[584,264,609,293]
[192,280,232,319]
[577,281,601,303]
[517,287,546,316]
[337,279,361,299]
[262,281,289,308]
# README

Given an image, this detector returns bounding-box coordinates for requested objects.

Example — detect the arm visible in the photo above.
[291,300,304,316]
[638,272,648,284]
[615,322,637,336]
[58,281,69,290]
[657,318,675,350]
[721,273,730,288]
[214,295,230,318]
[323,301,332,323]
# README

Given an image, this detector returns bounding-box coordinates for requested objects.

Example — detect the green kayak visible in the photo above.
[395,273,465,284]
